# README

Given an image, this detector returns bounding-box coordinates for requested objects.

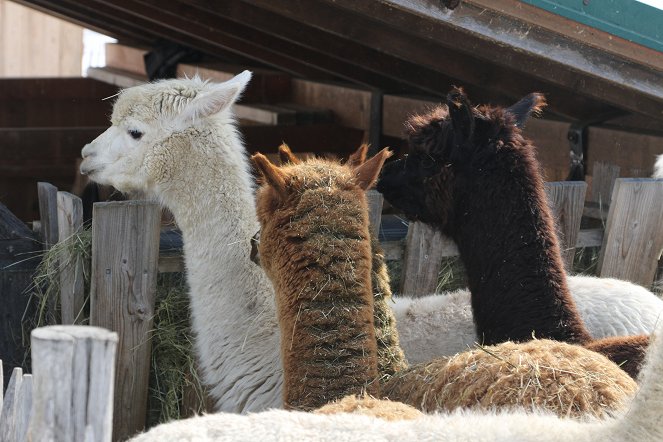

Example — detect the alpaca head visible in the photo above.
[79,71,252,196]
[252,145,392,279]
[376,88,546,229]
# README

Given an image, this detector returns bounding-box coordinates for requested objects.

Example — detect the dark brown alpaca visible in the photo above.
[253,147,393,411]
[376,88,648,378]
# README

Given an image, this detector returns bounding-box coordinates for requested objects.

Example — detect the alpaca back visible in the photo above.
[254,155,385,410]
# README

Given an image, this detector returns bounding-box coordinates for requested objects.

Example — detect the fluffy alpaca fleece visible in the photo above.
[376,88,649,378]
[258,146,635,419]
[382,338,636,418]
[654,154,663,178]
[393,276,663,364]
[277,144,408,378]
[130,320,663,442]
[252,148,393,410]
[80,72,284,412]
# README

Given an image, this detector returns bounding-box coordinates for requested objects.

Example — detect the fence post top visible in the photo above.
[31,325,118,343]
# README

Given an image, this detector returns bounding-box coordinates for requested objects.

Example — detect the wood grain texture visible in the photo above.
[15,374,32,442]
[598,178,663,287]
[90,201,160,441]
[38,182,59,250]
[400,221,455,297]
[366,190,383,237]
[57,191,85,325]
[544,181,587,270]
[28,326,118,442]
[0,367,22,442]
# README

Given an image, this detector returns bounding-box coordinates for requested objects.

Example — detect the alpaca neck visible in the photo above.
[156,123,282,412]
[452,156,591,345]
[265,189,379,410]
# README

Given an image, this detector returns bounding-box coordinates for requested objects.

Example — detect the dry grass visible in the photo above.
[26,229,205,426]
[382,339,637,418]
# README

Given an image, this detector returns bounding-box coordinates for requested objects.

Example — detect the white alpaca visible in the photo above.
[131,318,663,442]
[654,154,663,178]
[81,74,662,413]
[395,275,663,364]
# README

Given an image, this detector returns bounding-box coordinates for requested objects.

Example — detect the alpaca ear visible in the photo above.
[447,87,475,142]
[252,153,287,194]
[179,70,252,123]
[347,144,369,168]
[505,93,547,128]
[354,148,393,190]
[278,143,301,165]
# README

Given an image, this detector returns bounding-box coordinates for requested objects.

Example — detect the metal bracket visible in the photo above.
[566,110,628,181]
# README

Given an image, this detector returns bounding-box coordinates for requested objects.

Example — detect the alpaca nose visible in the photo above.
[81,143,95,159]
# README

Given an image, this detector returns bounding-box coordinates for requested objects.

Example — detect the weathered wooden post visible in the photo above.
[56,191,85,324]
[37,182,59,250]
[28,325,117,442]
[0,367,23,441]
[544,181,587,269]
[366,189,383,236]
[598,178,663,287]
[89,201,160,441]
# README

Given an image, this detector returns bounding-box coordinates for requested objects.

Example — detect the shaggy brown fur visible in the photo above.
[278,144,408,379]
[376,88,648,378]
[315,395,423,421]
[253,147,392,411]
[382,339,637,418]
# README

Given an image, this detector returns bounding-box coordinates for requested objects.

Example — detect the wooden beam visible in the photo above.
[598,178,663,287]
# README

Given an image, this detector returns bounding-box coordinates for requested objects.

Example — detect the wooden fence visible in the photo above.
[1,174,662,441]
[0,326,117,442]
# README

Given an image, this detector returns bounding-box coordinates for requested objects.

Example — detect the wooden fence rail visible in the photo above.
[0,325,118,442]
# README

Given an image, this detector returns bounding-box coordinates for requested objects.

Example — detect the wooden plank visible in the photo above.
[598,178,663,287]
[0,0,83,77]
[104,43,148,76]
[400,222,455,296]
[15,373,32,442]
[86,66,146,88]
[177,63,292,104]
[366,190,383,237]
[235,104,297,125]
[57,192,85,325]
[0,367,22,442]
[544,181,587,269]
[38,182,59,250]
[90,201,160,441]
[290,78,372,131]
[589,161,620,205]
[241,124,364,157]
[28,326,117,442]
[587,125,663,178]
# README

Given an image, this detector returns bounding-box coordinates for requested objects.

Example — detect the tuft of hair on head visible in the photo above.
[277,143,301,165]
[347,144,370,168]
[353,148,393,190]
[505,93,547,128]
[252,153,287,195]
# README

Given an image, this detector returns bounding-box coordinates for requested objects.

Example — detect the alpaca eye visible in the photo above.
[128,129,143,140]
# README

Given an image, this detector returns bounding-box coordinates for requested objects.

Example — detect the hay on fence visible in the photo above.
[382,339,637,419]
[26,228,206,426]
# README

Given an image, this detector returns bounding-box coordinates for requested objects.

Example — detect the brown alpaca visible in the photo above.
[278,144,408,379]
[376,88,649,378]
[253,147,393,411]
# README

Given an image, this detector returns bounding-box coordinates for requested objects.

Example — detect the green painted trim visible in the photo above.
[521,0,663,52]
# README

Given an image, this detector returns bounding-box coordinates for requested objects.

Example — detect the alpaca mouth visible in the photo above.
[79,161,102,176]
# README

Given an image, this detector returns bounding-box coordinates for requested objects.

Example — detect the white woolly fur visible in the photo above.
[394,275,663,364]
[81,74,663,414]
[131,319,663,441]
[654,154,663,178]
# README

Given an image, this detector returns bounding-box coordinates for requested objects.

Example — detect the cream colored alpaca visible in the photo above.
[130,318,663,442]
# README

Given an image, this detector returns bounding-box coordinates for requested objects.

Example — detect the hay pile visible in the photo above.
[27,228,207,426]
[382,339,637,418]
[315,395,422,421]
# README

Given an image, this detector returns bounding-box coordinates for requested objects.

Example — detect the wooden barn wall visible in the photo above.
[0,0,83,77]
